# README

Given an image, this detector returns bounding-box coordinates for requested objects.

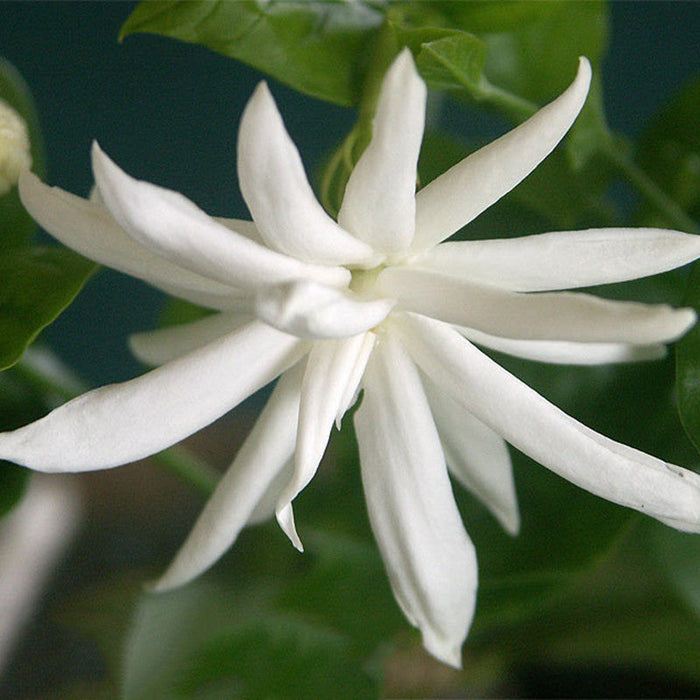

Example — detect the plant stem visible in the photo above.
[604,144,699,233]
[12,349,219,495]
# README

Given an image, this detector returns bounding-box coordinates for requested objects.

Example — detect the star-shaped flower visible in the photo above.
[3,50,700,667]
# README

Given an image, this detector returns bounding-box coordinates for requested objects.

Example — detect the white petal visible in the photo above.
[422,375,519,535]
[275,334,371,547]
[336,331,376,427]
[153,364,304,591]
[459,327,667,365]
[237,83,379,266]
[413,228,700,291]
[255,280,394,339]
[338,49,426,255]
[0,321,308,472]
[354,334,477,668]
[19,171,241,309]
[398,313,700,532]
[91,143,350,290]
[215,217,264,244]
[129,312,252,366]
[412,57,592,251]
[378,267,696,344]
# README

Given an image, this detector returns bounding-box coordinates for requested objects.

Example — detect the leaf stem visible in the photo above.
[603,143,699,233]
[12,349,219,495]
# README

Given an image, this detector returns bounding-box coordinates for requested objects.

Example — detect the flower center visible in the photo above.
[349,265,385,299]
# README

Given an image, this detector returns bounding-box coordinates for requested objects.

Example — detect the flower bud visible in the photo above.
[0,98,32,195]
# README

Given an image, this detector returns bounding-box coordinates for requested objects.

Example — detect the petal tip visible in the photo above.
[276,502,304,552]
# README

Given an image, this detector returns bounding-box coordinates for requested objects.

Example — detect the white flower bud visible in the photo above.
[0,98,32,195]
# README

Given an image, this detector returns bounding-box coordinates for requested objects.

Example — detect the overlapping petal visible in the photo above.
[255,280,394,339]
[153,364,304,591]
[338,49,426,255]
[411,228,700,291]
[398,313,700,532]
[379,267,696,344]
[412,57,592,252]
[354,333,477,668]
[458,327,666,365]
[422,375,519,535]
[19,172,242,310]
[92,144,351,290]
[129,312,252,366]
[275,334,371,548]
[0,322,308,472]
[237,83,379,267]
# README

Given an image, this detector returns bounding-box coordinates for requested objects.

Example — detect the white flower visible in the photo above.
[3,50,700,667]
[0,98,31,195]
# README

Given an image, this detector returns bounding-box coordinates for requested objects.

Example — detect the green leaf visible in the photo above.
[649,522,700,619]
[636,77,700,228]
[0,461,28,519]
[474,0,609,104]
[676,262,700,455]
[121,578,378,699]
[414,31,487,95]
[0,57,45,248]
[0,246,96,370]
[180,613,376,699]
[120,0,385,107]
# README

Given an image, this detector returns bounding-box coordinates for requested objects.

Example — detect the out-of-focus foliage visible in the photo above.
[0,1,698,697]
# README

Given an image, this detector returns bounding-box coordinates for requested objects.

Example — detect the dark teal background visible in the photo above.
[0,1,699,383]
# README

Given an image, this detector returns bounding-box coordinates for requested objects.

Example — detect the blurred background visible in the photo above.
[0,2,699,698]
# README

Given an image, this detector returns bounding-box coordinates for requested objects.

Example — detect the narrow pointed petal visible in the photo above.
[215,217,264,244]
[0,322,309,472]
[459,327,667,365]
[423,376,519,535]
[255,280,394,339]
[378,267,696,344]
[238,83,379,266]
[91,143,350,290]
[154,364,304,591]
[129,312,252,366]
[336,332,376,427]
[354,334,477,668]
[338,49,426,255]
[412,57,592,251]
[398,314,700,532]
[19,171,241,308]
[413,228,700,291]
[275,335,371,543]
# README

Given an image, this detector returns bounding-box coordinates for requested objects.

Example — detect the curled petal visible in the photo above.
[92,143,350,290]
[255,280,394,339]
[0,322,308,472]
[275,334,371,547]
[459,327,667,365]
[238,83,379,266]
[412,57,592,251]
[423,375,519,535]
[19,172,241,309]
[129,312,252,366]
[354,334,477,668]
[338,49,426,255]
[154,364,304,591]
[378,267,696,344]
[412,228,700,291]
[398,313,700,532]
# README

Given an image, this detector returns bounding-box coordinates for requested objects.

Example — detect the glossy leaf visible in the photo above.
[120,0,385,107]
[0,246,96,370]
